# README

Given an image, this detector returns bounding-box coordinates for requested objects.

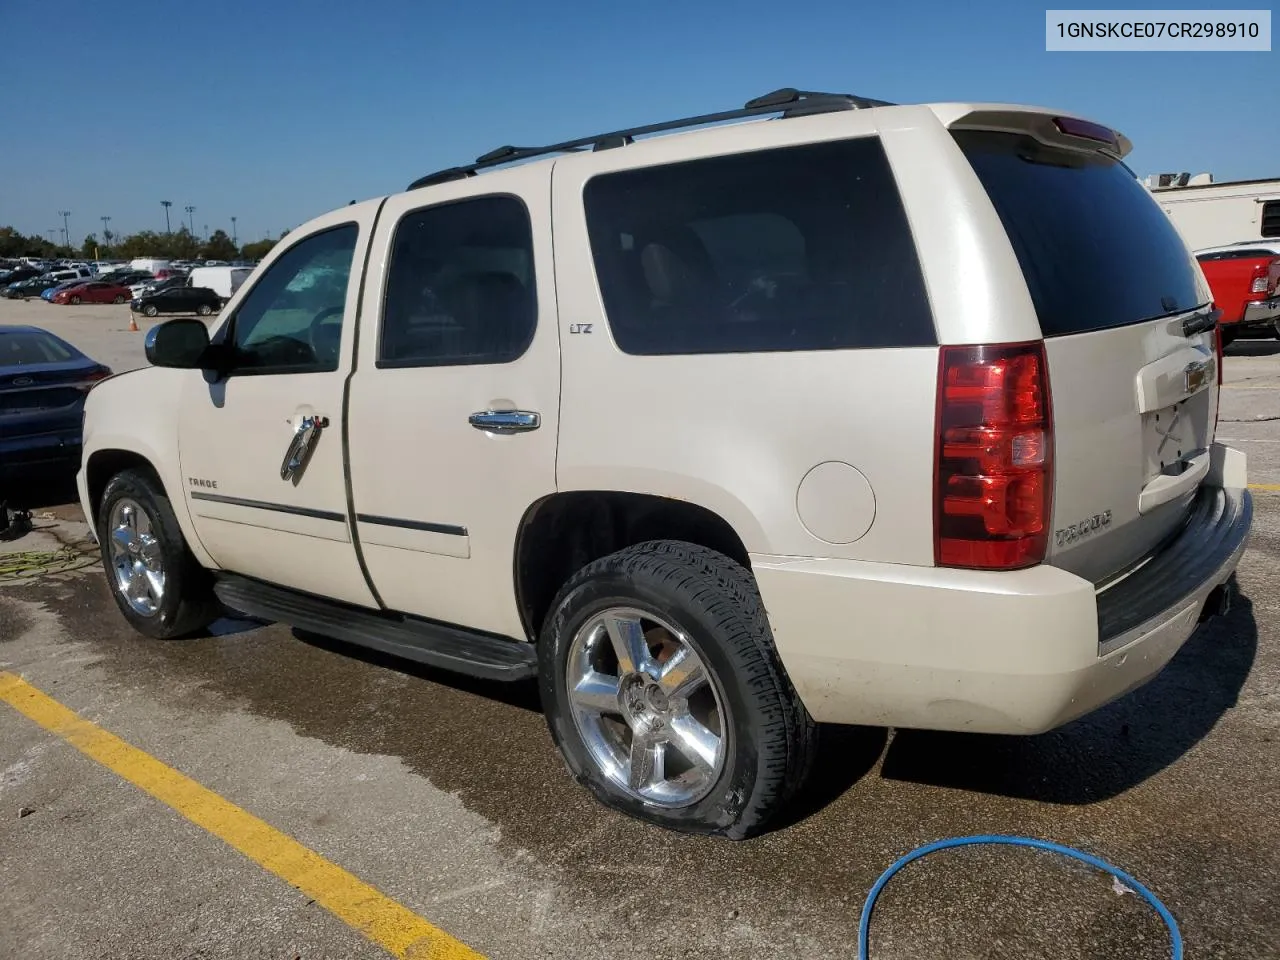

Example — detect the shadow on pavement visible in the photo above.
[877,589,1258,804]
[1226,339,1280,357]
[290,627,545,714]
[1,471,80,512]
[777,723,888,829]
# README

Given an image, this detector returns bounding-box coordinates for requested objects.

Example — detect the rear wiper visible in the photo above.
[1181,306,1220,338]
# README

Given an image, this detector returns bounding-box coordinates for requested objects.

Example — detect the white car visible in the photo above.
[77,88,1251,838]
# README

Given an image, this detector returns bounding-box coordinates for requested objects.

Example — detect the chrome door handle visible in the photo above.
[280,414,328,483]
[468,410,540,434]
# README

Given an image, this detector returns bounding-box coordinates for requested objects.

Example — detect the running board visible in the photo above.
[212,574,538,682]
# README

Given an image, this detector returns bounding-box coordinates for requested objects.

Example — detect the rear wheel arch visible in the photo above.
[513,491,753,643]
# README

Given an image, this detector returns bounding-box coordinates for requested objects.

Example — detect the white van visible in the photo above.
[130,258,174,276]
[186,265,252,302]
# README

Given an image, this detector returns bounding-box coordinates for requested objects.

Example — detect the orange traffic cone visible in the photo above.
[128,315,139,332]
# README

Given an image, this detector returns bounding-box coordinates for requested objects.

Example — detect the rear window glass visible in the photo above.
[583,136,935,355]
[954,130,1204,337]
[0,331,74,365]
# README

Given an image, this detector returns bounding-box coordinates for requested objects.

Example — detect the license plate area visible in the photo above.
[1141,389,1212,491]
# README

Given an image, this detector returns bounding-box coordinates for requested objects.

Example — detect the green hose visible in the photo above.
[0,547,98,582]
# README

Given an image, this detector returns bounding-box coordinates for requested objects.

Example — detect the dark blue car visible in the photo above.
[0,325,112,482]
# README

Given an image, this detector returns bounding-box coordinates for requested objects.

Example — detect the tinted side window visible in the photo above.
[582,137,935,355]
[379,196,536,367]
[954,130,1202,336]
[229,224,358,374]
[1262,200,1280,238]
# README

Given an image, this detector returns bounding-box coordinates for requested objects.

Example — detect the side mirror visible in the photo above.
[145,318,211,369]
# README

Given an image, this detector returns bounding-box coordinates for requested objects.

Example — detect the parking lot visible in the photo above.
[2,294,1279,959]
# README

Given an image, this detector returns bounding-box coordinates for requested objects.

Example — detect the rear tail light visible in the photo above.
[934,342,1054,570]
[76,366,112,392]
[1249,264,1269,295]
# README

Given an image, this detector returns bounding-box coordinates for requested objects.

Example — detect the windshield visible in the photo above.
[954,130,1205,337]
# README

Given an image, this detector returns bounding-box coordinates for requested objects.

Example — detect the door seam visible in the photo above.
[342,196,390,610]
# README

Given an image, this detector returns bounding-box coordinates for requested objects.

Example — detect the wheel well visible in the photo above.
[85,450,160,523]
[514,492,751,642]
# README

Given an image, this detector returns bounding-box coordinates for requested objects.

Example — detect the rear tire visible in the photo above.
[97,468,220,639]
[538,540,816,839]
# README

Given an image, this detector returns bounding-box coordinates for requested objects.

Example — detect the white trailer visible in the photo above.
[1147,174,1280,250]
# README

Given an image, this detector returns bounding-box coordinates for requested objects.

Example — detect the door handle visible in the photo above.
[280,414,328,483]
[468,410,540,434]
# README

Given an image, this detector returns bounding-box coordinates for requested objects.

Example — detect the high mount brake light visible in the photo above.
[1052,116,1119,149]
[934,342,1054,571]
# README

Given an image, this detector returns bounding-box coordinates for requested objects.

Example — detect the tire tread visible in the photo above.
[544,539,816,839]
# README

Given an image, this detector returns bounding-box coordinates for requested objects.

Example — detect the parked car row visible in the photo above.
[1,264,230,317]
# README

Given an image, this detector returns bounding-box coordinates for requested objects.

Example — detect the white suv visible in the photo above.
[78,89,1252,838]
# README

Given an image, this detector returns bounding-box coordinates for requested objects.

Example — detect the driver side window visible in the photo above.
[229,223,358,374]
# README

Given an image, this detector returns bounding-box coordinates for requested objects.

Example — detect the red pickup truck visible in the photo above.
[1195,241,1280,345]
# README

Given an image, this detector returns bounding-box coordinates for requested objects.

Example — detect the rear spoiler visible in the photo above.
[931,104,1132,160]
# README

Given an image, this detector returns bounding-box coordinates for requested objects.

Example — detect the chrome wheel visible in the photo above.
[107,498,166,617]
[566,607,728,808]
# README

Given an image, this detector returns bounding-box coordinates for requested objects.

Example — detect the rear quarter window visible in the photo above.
[954,130,1204,337]
[583,136,935,355]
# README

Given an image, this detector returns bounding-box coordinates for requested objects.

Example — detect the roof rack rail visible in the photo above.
[406,87,893,190]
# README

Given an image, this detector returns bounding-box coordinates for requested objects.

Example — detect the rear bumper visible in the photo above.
[753,445,1251,734]
[1229,296,1280,337]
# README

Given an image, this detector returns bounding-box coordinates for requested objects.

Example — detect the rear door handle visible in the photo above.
[469,410,540,434]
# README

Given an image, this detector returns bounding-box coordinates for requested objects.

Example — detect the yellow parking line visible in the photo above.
[0,672,484,960]
[1250,484,1280,492]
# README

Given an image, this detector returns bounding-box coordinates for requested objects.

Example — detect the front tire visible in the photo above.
[197,303,213,316]
[98,468,220,639]
[538,540,816,839]
[113,294,125,304]
[69,295,81,305]
[143,303,158,317]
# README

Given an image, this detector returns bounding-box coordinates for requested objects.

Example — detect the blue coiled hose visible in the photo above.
[858,835,1183,960]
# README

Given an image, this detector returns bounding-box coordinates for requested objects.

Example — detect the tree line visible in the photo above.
[0,225,281,264]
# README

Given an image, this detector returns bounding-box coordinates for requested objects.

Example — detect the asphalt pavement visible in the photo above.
[2,296,1279,959]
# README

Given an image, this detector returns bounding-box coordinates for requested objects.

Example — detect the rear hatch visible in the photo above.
[953,124,1217,584]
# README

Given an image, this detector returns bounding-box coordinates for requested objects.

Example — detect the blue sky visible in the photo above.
[2,0,1274,244]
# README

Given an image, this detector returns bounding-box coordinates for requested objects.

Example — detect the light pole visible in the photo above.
[161,200,172,234]
[230,216,237,247]
[59,211,71,249]
[100,216,112,250]
[185,205,196,234]
[203,224,209,242]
